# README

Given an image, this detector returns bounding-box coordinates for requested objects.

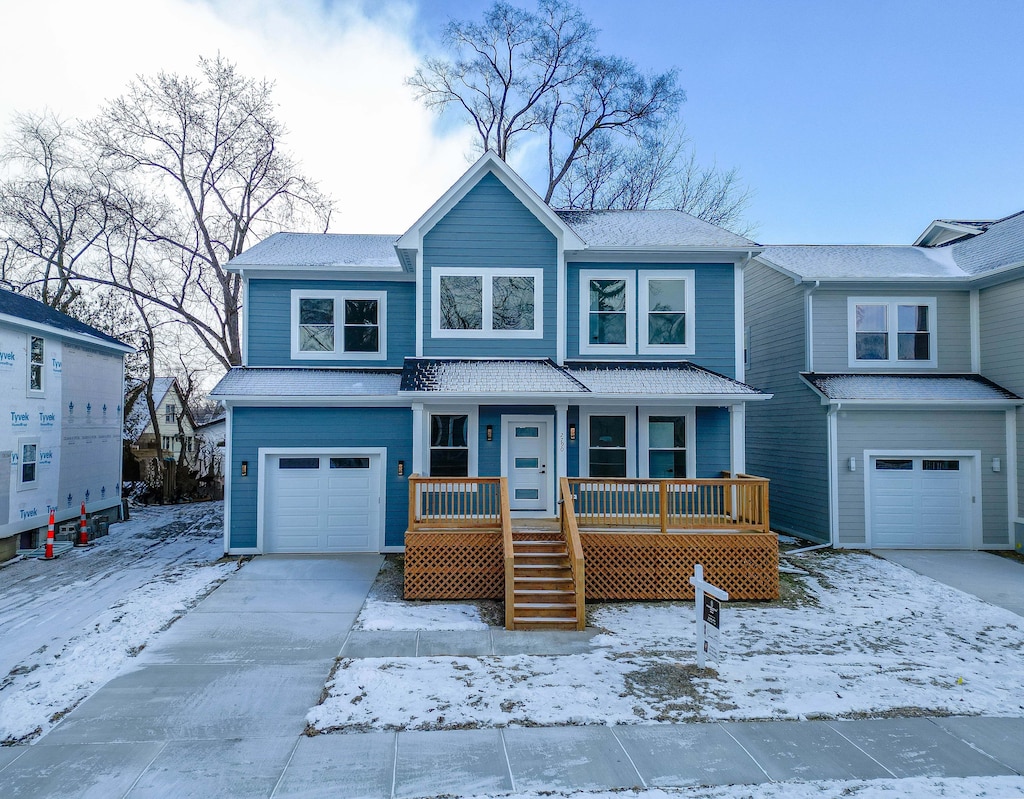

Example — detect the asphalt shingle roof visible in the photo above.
[565,361,764,396]
[802,373,1021,402]
[556,209,756,248]
[226,233,403,269]
[759,246,962,280]
[0,289,127,348]
[400,359,586,394]
[950,210,1024,276]
[210,368,403,397]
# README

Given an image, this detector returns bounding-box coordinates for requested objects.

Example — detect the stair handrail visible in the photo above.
[500,477,515,630]
[559,477,586,631]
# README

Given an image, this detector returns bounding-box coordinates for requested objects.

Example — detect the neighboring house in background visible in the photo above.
[0,290,131,561]
[124,377,198,483]
[745,210,1024,551]
[194,408,226,489]
[211,151,771,556]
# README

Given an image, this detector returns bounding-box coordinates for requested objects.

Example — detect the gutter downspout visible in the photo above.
[826,402,840,547]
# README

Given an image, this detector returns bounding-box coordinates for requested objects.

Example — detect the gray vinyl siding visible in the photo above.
[422,172,557,358]
[246,278,414,367]
[811,289,972,373]
[566,262,737,376]
[744,261,830,542]
[980,279,1024,520]
[835,409,1009,548]
[229,406,413,550]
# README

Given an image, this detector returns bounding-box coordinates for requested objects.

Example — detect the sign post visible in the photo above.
[689,563,729,669]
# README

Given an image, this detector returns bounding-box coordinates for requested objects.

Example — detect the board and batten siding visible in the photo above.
[744,261,830,542]
[835,409,1009,547]
[422,172,557,358]
[245,278,414,368]
[812,289,972,373]
[979,278,1024,519]
[229,406,413,550]
[566,261,737,376]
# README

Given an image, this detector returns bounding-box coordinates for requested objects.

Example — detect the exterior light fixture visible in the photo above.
[241,461,248,477]
[569,423,577,441]
[397,460,405,477]
[486,425,493,442]
[848,457,856,472]
[992,457,1001,473]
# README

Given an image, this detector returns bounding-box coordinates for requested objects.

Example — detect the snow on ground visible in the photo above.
[449,776,1024,799]
[309,551,1024,733]
[357,598,489,631]
[0,502,232,744]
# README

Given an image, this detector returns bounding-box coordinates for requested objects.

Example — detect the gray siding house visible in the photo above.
[746,211,1024,550]
[211,152,770,555]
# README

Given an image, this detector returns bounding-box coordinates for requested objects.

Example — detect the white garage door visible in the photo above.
[264,454,381,552]
[869,456,972,548]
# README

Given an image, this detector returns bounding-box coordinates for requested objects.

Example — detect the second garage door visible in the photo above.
[868,455,973,549]
[263,453,382,553]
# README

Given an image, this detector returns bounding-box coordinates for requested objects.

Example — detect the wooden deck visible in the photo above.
[403,474,778,630]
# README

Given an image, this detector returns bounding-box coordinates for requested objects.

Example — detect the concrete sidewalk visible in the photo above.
[0,553,1022,798]
[874,550,1024,617]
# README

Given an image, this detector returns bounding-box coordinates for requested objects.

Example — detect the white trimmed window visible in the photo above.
[848,297,936,367]
[18,438,38,488]
[639,270,695,355]
[28,335,44,394]
[580,270,634,355]
[432,267,543,338]
[581,409,636,478]
[426,408,479,477]
[290,290,387,360]
[639,408,696,479]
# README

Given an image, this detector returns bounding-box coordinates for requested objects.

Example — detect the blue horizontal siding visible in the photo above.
[229,406,413,549]
[478,405,556,476]
[696,406,731,477]
[567,262,737,376]
[423,172,557,358]
[246,278,414,367]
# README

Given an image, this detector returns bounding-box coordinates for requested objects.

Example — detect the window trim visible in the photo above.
[425,407,479,478]
[431,267,544,339]
[580,408,636,478]
[579,270,635,355]
[17,437,39,490]
[638,407,697,480]
[847,296,937,368]
[638,270,696,355]
[27,334,45,396]
[290,289,387,361]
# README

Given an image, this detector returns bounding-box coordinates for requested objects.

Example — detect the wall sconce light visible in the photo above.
[486,425,493,442]
[848,457,856,472]
[397,460,405,477]
[241,461,248,477]
[569,423,577,441]
[992,457,1001,473]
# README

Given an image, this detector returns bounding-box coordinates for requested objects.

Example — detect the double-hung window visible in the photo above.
[18,439,38,488]
[432,267,543,338]
[429,413,471,476]
[639,409,696,479]
[291,290,387,360]
[28,335,44,394]
[582,411,635,478]
[848,297,936,367]
[165,404,177,424]
[580,269,696,355]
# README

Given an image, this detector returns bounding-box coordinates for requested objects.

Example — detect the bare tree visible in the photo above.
[0,111,107,312]
[409,0,682,203]
[86,55,333,369]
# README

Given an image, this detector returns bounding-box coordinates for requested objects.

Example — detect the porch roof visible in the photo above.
[209,367,404,399]
[801,372,1023,404]
[400,358,586,394]
[564,361,765,397]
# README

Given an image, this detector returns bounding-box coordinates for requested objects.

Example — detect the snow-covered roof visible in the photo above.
[400,358,586,394]
[802,373,1021,403]
[565,361,765,396]
[0,289,130,351]
[225,233,403,270]
[759,245,963,281]
[210,368,403,398]
[950,210,1024,276]
[557,209,756,249]
[124,377,176,441]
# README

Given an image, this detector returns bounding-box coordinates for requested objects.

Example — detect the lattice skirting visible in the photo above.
[581,532,778,600]
[404,531,504,599]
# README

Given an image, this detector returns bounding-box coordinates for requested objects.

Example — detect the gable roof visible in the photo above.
[758,245,962,281]
[396,151,586,253]
[225,232,404,272]
[557,209,757,249]
[949,210,1024,276]
[0,289,131,352]
[123,378,196,442]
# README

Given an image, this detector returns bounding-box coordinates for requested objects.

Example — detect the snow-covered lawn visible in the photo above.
[0,502,232,744]
[309,551,1024,733]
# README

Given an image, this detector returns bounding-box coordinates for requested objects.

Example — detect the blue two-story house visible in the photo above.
[211,152,770,558]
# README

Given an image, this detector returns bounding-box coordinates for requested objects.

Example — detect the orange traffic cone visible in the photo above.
[75,501,89,547]
[44,511,55,559]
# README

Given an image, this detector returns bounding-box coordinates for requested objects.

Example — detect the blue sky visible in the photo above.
[1,0,1021,244]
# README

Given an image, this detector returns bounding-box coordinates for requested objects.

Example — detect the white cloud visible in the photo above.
[0,0,475,233]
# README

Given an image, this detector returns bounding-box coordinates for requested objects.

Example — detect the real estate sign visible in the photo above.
[690,563,728,669]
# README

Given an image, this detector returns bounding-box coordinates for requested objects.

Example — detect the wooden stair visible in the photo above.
[511,537,580,630]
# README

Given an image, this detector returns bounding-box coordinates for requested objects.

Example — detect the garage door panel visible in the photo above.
[870,455,972,549]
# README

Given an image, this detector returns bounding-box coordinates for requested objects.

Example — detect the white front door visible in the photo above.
[504,416,553,514]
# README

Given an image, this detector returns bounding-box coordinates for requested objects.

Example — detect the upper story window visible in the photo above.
[291,290,387,361]
[165,404,177,423]
[432,267,543,339]
[848,297,936,368]
[580,269,695,356]
[28,335,44,394]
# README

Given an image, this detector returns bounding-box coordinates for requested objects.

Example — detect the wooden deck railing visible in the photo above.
[567,474,769,533]
[559,478,586,630]
[408,475,504,529]
[500,480,515,630]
